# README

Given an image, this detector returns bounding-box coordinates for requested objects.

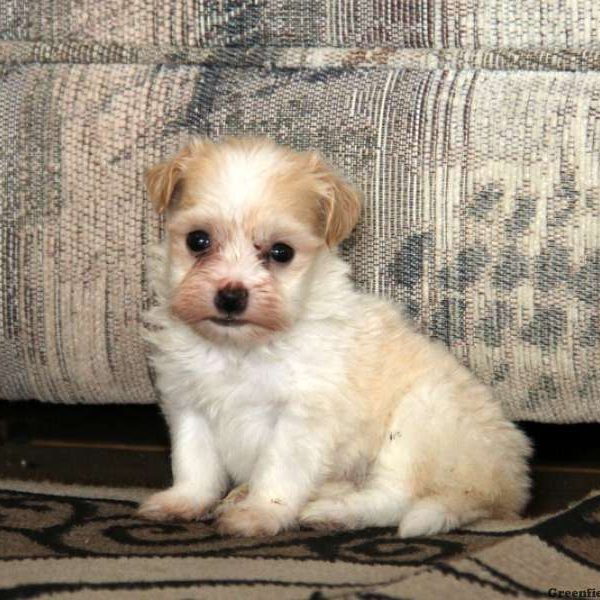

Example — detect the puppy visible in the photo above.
[138,137,531,537]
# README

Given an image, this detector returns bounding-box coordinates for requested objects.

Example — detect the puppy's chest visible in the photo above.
[197,355,292,481]
[197,352,291,406]
[161,332,346,480]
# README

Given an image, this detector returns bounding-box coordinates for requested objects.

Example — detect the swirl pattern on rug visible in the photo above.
[0,482,598,598]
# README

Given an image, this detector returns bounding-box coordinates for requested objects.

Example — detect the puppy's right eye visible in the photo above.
[186,230,211,253]
[269,243,294,264]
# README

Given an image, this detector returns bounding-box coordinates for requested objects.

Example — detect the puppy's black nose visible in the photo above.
[214,286,248,315]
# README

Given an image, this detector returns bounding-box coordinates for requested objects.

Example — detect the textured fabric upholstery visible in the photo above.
[1,2,598,421]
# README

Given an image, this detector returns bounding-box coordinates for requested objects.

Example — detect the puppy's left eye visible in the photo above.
[269,243,294,264]
[186,230,211,253]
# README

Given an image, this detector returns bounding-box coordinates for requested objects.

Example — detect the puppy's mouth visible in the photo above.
[207,317,249,328]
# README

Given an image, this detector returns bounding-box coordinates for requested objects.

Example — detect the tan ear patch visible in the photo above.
[307,152,362,246]
[145,138,212,214]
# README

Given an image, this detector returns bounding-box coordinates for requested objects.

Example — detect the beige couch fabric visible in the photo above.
[0,2,599,421]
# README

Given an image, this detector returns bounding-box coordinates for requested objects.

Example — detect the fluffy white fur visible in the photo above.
[138,137,532,537]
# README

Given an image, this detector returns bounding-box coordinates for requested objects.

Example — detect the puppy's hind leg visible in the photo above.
[300,477,411,531]
[301,425,417,531]
[398,494,490,538]
[301,485,491,536]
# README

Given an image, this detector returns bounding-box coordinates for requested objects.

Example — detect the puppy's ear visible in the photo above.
[308,153,362,246]
[145,139,208,214]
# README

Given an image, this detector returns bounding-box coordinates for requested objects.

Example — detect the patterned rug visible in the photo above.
[0,480,599,599]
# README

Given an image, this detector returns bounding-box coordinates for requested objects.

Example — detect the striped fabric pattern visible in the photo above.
[1,2,599,421]
[2,1,600,48]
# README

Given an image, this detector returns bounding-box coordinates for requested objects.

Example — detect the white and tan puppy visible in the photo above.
[139,137,531,538]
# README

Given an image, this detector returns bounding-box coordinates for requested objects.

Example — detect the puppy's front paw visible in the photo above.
[138,487,213,522]
[216,498,291,537]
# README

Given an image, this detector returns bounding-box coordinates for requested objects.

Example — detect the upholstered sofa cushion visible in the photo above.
[1,2,598,421]
[2,0,599,49]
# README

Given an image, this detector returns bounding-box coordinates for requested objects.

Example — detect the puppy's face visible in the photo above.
[145,138,361,345]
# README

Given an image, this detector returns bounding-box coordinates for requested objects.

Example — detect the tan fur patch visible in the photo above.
[146,137,363,246]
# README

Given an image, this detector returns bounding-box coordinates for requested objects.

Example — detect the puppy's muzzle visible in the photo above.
[214,285,248,316]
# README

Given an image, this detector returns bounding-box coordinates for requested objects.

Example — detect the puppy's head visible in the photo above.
[145,137,361,345]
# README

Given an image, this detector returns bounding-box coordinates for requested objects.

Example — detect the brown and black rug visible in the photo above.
[0,480,599,599]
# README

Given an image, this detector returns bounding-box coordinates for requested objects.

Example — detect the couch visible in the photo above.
[1,1,599,424]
